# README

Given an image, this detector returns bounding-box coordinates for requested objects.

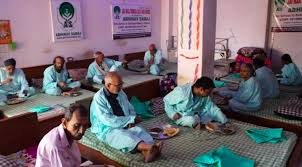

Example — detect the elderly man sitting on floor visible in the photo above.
[43,56,81,96]
[164,77,228,129]
[144,44,163,75]
[90,72,163,163]
[86,51,124,84]
[0,58,35,104]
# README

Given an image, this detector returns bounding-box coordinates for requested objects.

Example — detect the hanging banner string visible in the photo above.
[196,0,201,50]
[180,0,184,49]
[188,0,193,49]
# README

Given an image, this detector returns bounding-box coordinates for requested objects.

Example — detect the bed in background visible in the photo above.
[82,52,177,92]
[124,51,177,75]
[0,89,95,137]
[279,84,302,97]
[8,59,105,136]
[218,96,302,135]
[63,53,169,92]
[22,55,119,85]
[88,68,164,91]
[212,79,302,134]
[0,89,95,121]
[76,79,302,167]
[66,55,119,69]
[16,56,123,120]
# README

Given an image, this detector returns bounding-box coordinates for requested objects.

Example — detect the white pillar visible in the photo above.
[160,0,175,60]
[177,0,217,85]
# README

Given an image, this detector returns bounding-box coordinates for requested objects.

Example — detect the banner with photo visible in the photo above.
[50,0,83,42]
[0,20,12,45]
[111,4,151,40]
[272,0,302,32]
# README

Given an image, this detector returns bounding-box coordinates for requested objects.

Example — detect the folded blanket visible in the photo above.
[230,73,241,79]
[214,80,226,88]
[193,145,255,167]
[30,105,52,113]
[130,96,154,120]
[245,128,286,144]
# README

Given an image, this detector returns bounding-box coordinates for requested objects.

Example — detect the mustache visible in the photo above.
[55,66,63,72]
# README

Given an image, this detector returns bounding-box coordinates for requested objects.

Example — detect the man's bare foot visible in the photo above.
[194,123,206,130]
[155,141,163,153]
[194,123,201,130]
[156,141,163,149]
[143,144,161,163]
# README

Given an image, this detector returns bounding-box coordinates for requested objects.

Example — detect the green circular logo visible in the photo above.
[275,0,285,7]
[113,6,121,15]
[59,2,74,21]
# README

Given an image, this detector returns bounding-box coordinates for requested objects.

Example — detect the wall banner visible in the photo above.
[272,0,302,32]
[50,0,83,42]
[0,20,12,45]
[111,4,151,40]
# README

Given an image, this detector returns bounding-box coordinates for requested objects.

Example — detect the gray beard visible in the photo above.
[55,67,62,73]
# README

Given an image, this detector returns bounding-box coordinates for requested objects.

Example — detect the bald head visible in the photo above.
[104,72,123,94]
[149,44,157,54]
[95,51,105,65]
[149,44,156,50]
[104,72,121,84]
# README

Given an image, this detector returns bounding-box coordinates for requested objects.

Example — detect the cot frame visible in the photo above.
[0,112,40,155]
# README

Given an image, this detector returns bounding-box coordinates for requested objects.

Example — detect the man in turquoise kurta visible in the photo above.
[164,77,228,128]
[278,54,302,86]
[86,51,123,84]
[43,56,81,96]
[0,58,35,103]
[218,64,262,112]
[144,44,163,75]
[253,56,279,98]
[90,72,162,163]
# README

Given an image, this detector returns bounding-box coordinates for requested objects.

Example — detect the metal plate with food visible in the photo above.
[126,66,149,73]
[5,97,26,105]
[149,126,180,140]
[205,122,236,135]
[70,92,82,97]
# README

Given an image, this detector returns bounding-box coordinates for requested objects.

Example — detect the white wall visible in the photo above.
[216,0,269,57]
[159,0,178,63]
[270,29,302,72]
[216,0,302,71]
[0,0,161,68]
[160,0,172,58]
